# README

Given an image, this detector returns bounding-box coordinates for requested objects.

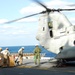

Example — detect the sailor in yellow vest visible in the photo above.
[1,48,10,66]
[18,47,24,65]
[33,45,41,65]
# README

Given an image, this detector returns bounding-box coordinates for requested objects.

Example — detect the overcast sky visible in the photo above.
[0,0,75,47]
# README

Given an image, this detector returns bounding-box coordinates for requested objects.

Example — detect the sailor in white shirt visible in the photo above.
[1,48,10,66]
[17,47,24,65]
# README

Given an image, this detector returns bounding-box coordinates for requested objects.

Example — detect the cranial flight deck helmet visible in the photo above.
[21,47,24,50]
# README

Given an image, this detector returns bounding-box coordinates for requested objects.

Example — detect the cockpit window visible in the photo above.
[48,22,53,38]
[74,26,75,31]
[58,23,64,29]
[73,40,75,45]
[43,27,45,31]
[48,22,53,29]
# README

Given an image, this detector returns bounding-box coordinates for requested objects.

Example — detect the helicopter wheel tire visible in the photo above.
[56,59,66,67]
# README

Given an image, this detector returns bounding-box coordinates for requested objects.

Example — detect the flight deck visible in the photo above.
[0,58,75,75]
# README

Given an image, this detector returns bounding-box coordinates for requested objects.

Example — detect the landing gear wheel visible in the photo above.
[56,59,66,67]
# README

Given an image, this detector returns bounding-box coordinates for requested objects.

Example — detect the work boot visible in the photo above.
[35,62,37,65]
[17,61,19,65]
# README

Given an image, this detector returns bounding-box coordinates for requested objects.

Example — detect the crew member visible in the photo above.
[18,47,24,65]
[0,48,4,67]
[1,48,10,66]
[33,45,41,65]
[0,48,2,53]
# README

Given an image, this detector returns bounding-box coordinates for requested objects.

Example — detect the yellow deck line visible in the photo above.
[17,65,32,68]
[17,65,75,73]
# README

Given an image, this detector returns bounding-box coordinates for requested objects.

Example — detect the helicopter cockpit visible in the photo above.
[36,11,75,54]
[50,12,75,38]
[37,11,74,39]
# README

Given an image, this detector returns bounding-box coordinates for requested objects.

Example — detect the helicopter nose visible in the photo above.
[36,37,39,40]
[42,45,49,49]
[36,34,41,41]
[36,36,39,40]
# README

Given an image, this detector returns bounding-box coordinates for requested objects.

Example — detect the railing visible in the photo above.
[11,53,46,57]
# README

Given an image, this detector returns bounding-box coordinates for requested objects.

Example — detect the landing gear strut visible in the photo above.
[56,59,66,67]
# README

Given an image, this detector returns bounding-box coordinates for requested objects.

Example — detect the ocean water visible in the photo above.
[1,45,56,57]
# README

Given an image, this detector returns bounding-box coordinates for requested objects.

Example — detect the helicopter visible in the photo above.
[2,0,75,66]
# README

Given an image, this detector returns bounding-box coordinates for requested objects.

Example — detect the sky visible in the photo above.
[0,0,75,47]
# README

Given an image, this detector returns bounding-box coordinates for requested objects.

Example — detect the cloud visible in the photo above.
[19,0,75,23]
[20,0,74,15]
[0,19,8,24]
[0,29,6,33]
[0,28,29,35]
[17,17,37,22]
[0,0,74,24]
[43,0,74,9]
[0,24,36,36]
[20,6,45,15]
[0,25,18,30]
[11,30,29,35]
[1,0,75,24]
[47,0,72,6]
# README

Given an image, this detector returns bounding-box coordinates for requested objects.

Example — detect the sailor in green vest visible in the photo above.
[33,45,41,65]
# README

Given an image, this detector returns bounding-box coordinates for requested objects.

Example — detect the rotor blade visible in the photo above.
[3,12,45,24]
[56,8,75,11]
[67,4,75,6]
[32,0,48,10]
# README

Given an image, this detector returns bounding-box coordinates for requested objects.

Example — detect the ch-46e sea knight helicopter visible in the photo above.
[3,0,75,66]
